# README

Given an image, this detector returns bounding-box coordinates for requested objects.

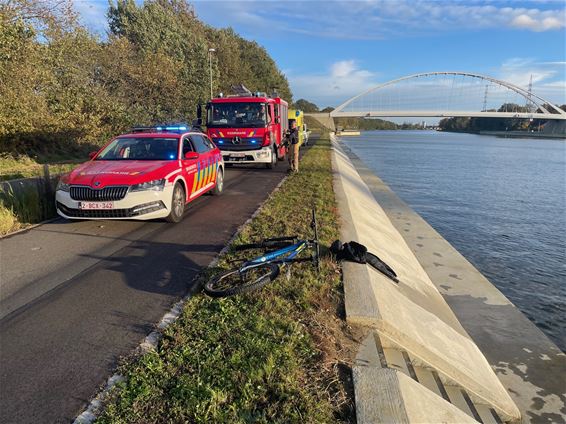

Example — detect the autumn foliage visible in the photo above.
[0,0,292,156]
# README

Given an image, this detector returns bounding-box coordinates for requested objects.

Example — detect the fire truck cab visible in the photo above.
[206,91,288,168]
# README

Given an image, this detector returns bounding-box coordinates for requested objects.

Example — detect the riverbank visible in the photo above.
[335,136,565,423]
[342,131,566,352]
[341,130,565,351]
[437,129,566,139]
[479,130,566,139]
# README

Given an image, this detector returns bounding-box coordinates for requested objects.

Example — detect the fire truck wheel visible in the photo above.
[277,145,286,161]
[266,146,277,169]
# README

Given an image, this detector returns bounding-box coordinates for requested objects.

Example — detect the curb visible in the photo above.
[73,171,291,423]
[0,217,61,240]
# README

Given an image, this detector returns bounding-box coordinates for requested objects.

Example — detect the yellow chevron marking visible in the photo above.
[205,163,212,185]
[208,160,216,184]
[205,162,211,185]
[196,170,202,191]
[191,165,199,194]
[212,161,217,182]
[203,162,209,186]
[199,165,208,190]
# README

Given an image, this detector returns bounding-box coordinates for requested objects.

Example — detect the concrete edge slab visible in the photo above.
[353,367,479,424]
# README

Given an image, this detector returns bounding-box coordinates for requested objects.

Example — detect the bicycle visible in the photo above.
[203,209,320,298]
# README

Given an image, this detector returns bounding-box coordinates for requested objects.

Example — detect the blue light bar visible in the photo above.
[218,140,224,144]
[250,139,257,144]
[164,126,187,131]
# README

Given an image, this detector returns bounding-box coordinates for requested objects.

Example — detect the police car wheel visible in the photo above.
[165,182,185,223]
[212,168,224,195]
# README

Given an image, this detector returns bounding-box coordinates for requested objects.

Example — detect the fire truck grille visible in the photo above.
[70,186,129,201]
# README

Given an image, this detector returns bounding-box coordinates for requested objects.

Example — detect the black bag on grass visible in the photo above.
[330,240,399,283]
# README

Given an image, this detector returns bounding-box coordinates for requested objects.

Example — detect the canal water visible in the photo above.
[342,130,565,351]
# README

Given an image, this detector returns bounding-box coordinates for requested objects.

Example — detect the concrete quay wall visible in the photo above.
[331,134,565,423]
[335,139,566,424]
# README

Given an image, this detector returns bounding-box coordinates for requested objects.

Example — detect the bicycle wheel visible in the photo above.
[203,263,280,298]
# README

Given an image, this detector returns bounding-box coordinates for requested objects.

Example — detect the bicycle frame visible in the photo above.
[240,241,309,272]
[234,208,319,275]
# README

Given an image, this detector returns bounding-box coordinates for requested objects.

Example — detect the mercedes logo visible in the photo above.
[232,136,241,144]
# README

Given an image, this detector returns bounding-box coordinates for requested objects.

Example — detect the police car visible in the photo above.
[56,125,224,222]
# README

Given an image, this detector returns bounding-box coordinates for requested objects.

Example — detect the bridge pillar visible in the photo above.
[543,120,566,136]
[305,113,336,132]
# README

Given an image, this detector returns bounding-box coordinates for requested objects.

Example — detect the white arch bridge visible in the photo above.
[307,72,566,130]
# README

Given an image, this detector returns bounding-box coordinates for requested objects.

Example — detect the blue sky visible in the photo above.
[75,0,566,109]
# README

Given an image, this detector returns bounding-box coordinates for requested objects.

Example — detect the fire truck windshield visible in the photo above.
[207,102,268,128]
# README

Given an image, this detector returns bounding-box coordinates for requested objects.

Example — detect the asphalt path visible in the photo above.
[0,140,314,423]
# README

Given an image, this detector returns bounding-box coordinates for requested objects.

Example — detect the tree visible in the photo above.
[293,99,319,113]
[1,0,293,156]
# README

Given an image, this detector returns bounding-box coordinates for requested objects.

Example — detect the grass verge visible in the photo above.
[96,134,357,423]
[0,152,81,235]
[0,153,81,181]
[0,182,57,236]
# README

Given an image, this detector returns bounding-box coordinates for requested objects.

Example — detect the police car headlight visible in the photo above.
[130,179,166,192]
[56,180,70,192]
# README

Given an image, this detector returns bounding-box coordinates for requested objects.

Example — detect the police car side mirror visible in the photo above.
[89,151,97,159]
[184,151,199,160]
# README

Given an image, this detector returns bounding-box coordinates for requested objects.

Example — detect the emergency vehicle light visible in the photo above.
[132,124,189,133]
[164,126,187,131]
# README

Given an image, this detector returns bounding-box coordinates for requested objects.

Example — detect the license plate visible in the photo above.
[78,201,114,210]
[230,153,246,158]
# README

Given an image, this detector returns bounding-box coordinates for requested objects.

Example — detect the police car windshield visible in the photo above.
[207,102,267,128]
[96,137,179,160]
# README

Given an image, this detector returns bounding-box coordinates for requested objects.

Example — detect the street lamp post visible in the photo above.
[208,48,216,99]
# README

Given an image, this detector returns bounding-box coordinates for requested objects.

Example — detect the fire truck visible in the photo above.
[205,86,288,168]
